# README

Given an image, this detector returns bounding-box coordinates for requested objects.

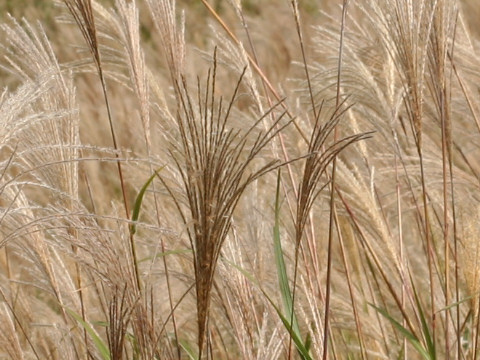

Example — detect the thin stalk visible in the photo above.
[448,53,480,135]
[336,188,421,341]
[234,3,303,267]
[450,155,459,360]
[440,70,450,360]
[429,7,454,355]
[288,3,332,354]
[99,67,141,293]
[335,211,367,360]
[63,0,140,292]
[138,61,181,358]
[71,236,88,360]
[219,2,306,253]
[417,147,436,348]
[429,41,450,355]
[0,288,41,360]
[448,14,461,358]
[451,148,460,360]
[323,1,349,359]
[475,306,480,360]
[291,0,317,121]
[287,1,315,358]
[199,0,307,142]
[395,155,408,359]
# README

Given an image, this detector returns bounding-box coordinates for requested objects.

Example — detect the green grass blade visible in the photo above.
[438,295,473,312]
[273,171,294,321]
[130,167,164,235]
[66,308,111,360]
[369,303,431,360]
[178,338,198,360]
[304,331,312,352]
[411,282,436,358]
[273,303,313,360]
[273,170,310,359]
[274,170,294,323]
[221,257,312,360]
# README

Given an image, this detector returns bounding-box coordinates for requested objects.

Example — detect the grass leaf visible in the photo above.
[221,256,312,359]
[179,338,198,360]
[412,281,436,358]
[369,303,431,360]
[66,308,111,360]
[130,167,164,235]
[273,170,311,360]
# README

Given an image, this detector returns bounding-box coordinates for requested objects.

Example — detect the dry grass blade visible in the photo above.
[296,102,372,241]
[0,291,40,360]
[63,0,140,293]
[291,101,372,359]
[145,0,185,82]
[114,0,150,146]
[322,2,350,358]
[63,0,100,67]
[107,285,135,360]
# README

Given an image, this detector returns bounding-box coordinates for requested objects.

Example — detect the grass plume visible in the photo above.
[168,49,290,356]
